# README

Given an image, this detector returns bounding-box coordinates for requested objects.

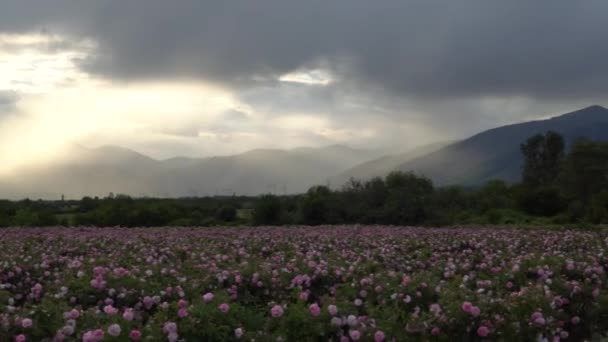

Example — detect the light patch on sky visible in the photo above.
[315,127,375,142]
[0,81,242,174]
[0,33,96,93]
[273,114,328,131]
[279,69,333,85]
[0,33,250,174]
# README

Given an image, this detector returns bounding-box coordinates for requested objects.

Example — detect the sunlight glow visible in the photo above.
[279,69,333,85]
[0,33,373,176]
[0,33,96,94]
[0,33,255,175]
[0,82,240,175]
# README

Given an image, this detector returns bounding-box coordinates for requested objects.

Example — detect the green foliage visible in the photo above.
[382,171,434,225]
[588,191,608,224]
[299,186,332,225]
[216,205,237,222]
[554,139,608,223]
[428,186,471,225]
[471,180,515,217]
[560,139,608,206]
[252,194,283,225]
[518,186,566,216]
[521,131,565,187]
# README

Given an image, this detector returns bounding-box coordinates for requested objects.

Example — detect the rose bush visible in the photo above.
[0,226,607,341]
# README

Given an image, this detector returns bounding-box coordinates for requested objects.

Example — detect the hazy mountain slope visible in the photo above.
[397,105,608,186]
[5,106,608,199]
[6,145,161,199]
[331,141,451,187]
[3,145,381,199]
[154,145,381,196]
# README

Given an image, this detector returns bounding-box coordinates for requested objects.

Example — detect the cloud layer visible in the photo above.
[3,1,608,97]
[1,1,607,171]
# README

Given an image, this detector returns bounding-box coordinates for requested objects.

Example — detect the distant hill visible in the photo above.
[4,105,608,199]
[3,145,382,199]
[152,145,383,197]
[396,105,608,186]
[330,141,451,187]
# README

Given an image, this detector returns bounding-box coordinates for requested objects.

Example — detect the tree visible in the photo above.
[80,196,98,212]
[383,171,434,225]
[521,131,565,187]
[252,194,283,225]
[363,177,388,209]
[518,186,565,216]
[476,180,512,213]
[431,185,471,225]
[560,139,608,207]
[518,132,567,216]
[588,191,608,224]
[216,205,237,222]
[300,186,332,225]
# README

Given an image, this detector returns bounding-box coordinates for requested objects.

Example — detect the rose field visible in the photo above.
[1,227,607,341]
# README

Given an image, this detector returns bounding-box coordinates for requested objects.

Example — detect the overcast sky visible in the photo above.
[1,1,607,172]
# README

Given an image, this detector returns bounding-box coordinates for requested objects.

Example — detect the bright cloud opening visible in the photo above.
[279,69,333,85]
[0,33,250,174]
[0,33,97,94]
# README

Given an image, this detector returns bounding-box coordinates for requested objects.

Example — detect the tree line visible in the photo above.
[1,132,607,227]
[250,132,608,226]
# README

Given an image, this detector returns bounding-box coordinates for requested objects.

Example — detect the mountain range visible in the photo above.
[1,145,382,199]
[393,105,608,186]
[331,141,451,186]
[2,105,607,199]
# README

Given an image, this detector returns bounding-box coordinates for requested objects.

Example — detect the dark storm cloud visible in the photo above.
[2,1,608,100]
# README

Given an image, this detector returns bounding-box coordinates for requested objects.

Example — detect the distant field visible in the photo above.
[0,226,606,341]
